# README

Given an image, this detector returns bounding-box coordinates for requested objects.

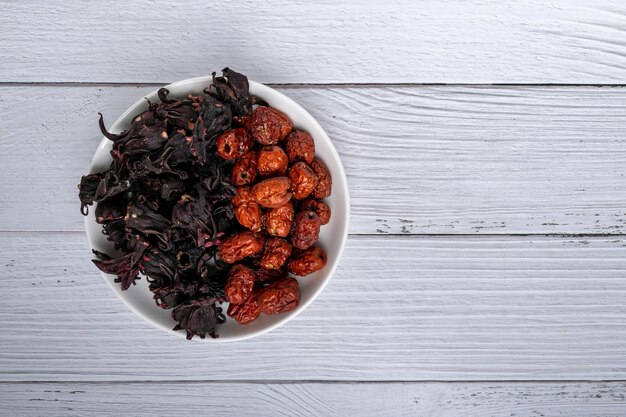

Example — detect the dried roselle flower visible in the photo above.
[208,68,253,116]
[78,173,104,215]
[95,193,128,224]
[126,202,172,249]
[156,88,199,132]
[92,247,146,291]
[140,247,177,284]
[172,296,225,339]
[95,171,128,202]
[101,219,128,251]
[159,177,186,202]
[192,97,232,163]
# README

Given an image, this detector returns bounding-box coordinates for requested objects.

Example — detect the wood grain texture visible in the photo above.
[2,232,626,381]
[2,85,626,234]
[2,381,625,417]
[1,0,626,84]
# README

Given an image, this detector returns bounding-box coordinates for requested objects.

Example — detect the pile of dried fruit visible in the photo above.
[78,68,331,339]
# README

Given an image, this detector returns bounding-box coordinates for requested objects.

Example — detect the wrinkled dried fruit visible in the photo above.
[288,161,318,200]
[285,130,315,164]
[232,186,254,206]
[227,294,260,324]
[300,199,331,225]
[254,268,289,283]
[257,145,289,176]
[224,264,256,305]
[231,150,257,186]
[260,237,292,270]
[257,277,300,315]
[248,106,293,145]
[265,201,294,237]
[287,246,327,276]
[310,158,332,199]
[291,210,321,250]
[216,128,253,160]
[219,231,265,263]
[234,201,262,232]
[252,177,292,208]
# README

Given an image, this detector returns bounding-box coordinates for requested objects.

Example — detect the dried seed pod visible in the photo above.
[219,231,265,264]
[252,177,292,208]
[216,128,253,160]
[310,158,332,199]
[265,201,294,237]
[257,146,289,176]
[260,237,292,270]
[287,246,327,276]
[300,199,331,225]
[291,210,321,250]
[248,106,293,145]
[224,264,256,305]
[227,294,260,324]
[257,277,300,315]
[285,130,315,164]
[288,161,318,200]
[231,150,257,186]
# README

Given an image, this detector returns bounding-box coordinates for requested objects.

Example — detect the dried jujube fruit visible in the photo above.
[227,294,260,324]
[219,231,265,264]
[300,199,331,225]
[310,158,332,199]
[287,246,327,276]
[288,161,318,200]
[231,150,257,186]
[257,145,289,176]
[252,177,292,208]
[260,237,292,270]
[248,106,293,145]
[256,277,300,315]
[291,210,321,250]
[216,128,253,160]
[265,201,294,237]
[234,201,262,232]
[224,264,256,305]
[285,130,315,164]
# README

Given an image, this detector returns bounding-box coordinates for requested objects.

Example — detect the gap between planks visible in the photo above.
[5,379,626,385]
[1,82,626,88]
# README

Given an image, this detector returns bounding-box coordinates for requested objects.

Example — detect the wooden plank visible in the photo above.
[1,381,625,417]
[2,232,626,381]
[2,85,626,234]
[1,1,626,84]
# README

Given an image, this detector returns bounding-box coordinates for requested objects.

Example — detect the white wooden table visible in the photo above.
[1,1,626,415]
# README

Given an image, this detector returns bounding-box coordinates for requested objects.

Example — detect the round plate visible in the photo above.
[85,77,350,342]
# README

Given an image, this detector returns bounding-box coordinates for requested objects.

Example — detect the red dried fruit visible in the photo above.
[291,210,321,250]
[260,237,292,270]
[310,158,332,199]
[257,277,300,315]
[234,201,262,232]
[227,294,260,324]
[231,150,257,186]
[224,264,256,305]
[285,130,315,164]
[254,268,289,283]
[248,106,293,145]
[232,186,254,206]
[219,231,265,264]
[300,199,331,225]
[252,177,292,208]
[257,145,289,176]
[265,201,294,237]
[287,246,327,276]
[216,128,253,160]
[288,161,318,200]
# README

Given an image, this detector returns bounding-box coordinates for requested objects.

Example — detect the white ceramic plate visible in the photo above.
[85,77,350,342]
